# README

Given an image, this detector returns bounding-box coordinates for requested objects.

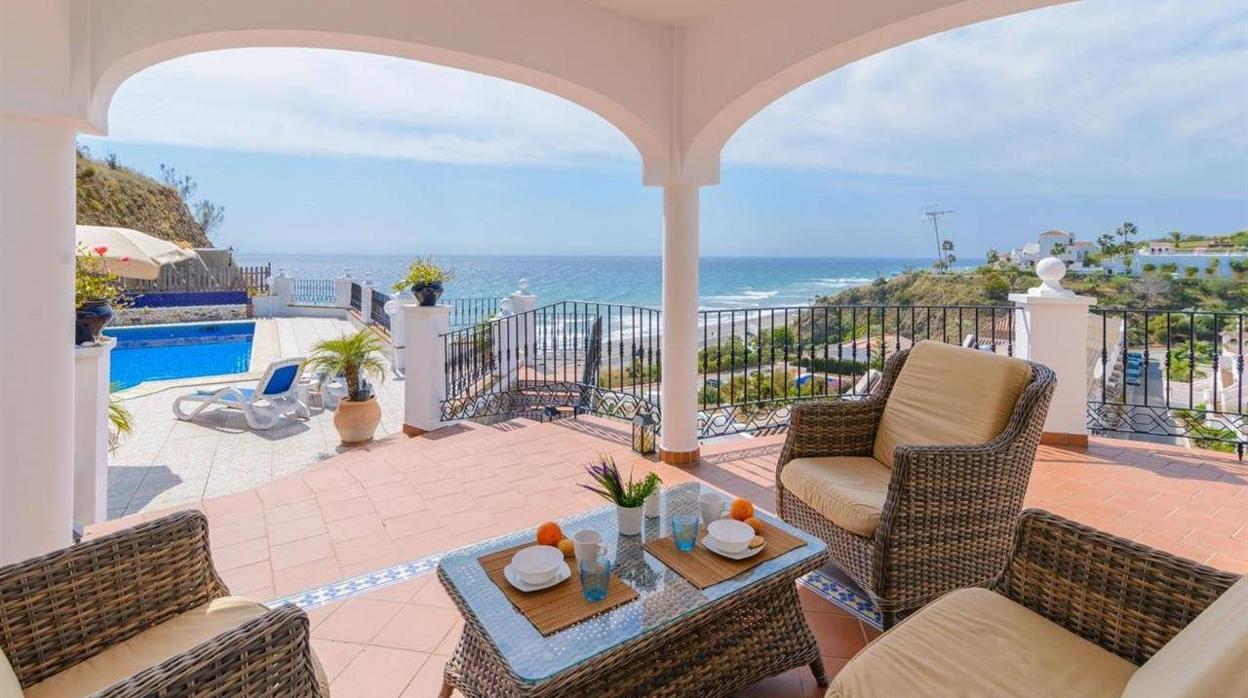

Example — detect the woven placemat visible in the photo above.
[480,544,638,636]
[644,520,806,589]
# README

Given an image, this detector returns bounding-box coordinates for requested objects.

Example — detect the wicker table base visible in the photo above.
[438,561,826,698]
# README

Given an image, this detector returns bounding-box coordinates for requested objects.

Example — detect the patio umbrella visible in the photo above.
[75,225,198,280]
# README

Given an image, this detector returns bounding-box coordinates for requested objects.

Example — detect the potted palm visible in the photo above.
[75,245,128,344]
[309,330,387,444]
[393,257,454,306]
[582,455,661,536]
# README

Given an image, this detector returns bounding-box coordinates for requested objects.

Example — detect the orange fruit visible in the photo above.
[744,516,763,534]
[557,538,575,558]
[536,521,563,547]
[730,498,755,521]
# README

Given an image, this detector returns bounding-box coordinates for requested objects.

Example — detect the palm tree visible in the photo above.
[108,382,133,453]
[308,330,387,402]
[1168,231,1183,246]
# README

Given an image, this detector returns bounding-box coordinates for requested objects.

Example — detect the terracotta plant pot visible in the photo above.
[333,396,381,444]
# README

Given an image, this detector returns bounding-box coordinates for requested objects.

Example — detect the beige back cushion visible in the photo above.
[1,648,19,698]
[873,341,1032,467]
[1123,577,1248,698]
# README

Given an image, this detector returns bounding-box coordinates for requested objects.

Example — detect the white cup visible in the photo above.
[699,492,725,526]
[573,529,607,566]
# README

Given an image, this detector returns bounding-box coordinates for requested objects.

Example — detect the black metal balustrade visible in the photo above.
[696,304,1015,437]
[371,288,391,329]
[449,297,502,330]
[1089,308,1246,459]
[291,278,336,305]
[349,282,362,311]
[441,300,660,423]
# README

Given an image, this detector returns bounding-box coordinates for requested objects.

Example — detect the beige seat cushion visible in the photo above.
[779,456,892,537]
[1,649,19,698]
[24,596,328,698]
[1123,577,1248,698]
[827,587,1136,698]
[873,341,1031,467]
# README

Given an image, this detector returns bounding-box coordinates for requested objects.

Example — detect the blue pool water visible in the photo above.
[105,321,255,389]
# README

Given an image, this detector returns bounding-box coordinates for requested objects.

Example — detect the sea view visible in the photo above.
[235,253,959,309]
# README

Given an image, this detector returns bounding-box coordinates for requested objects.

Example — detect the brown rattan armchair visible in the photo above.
[827,509,1243,697]
[0,511,327,697]
[777,344,1055,627]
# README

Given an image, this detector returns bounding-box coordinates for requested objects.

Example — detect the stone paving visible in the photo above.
[107,316,405,518]
[89,414,1248,697]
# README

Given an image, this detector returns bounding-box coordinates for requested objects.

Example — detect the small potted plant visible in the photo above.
[393,257,454,307]
[582,455,661,536]
[308,330,387,444]
[74,245,129,344]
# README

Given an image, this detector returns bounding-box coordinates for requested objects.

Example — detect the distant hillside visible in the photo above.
[75,152,211,248]
[820,266,1247,312]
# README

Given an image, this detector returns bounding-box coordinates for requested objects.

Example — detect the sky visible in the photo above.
[78,0,1247,259]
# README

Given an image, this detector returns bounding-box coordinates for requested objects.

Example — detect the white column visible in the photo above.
[510,280,538,367]
[334,268,354,308]
[74,337,115,528]
[0,115,77,563]
[270,268,293,316]
[359,273,376,323]
[494,298,518,389]
[659,184,701,464]
[385,290,413,372]
[1010,257,1098,445]
[402,303,450,435]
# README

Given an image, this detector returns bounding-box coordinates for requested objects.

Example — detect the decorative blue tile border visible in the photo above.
[797,570,884,629]
[269,554,443,610]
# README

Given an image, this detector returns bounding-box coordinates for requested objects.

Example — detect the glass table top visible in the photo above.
[437,481,827,683]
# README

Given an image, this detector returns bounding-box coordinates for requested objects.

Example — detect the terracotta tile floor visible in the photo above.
[89,417,1247,696]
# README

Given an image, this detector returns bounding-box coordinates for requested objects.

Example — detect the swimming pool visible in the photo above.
[105,321,255,389]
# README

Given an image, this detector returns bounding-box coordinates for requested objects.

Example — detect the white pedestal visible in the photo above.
[74,337,115,528]
[402,304,451,434]
[360,278,376,323]
[334,270,355,309]
[1010,292,1097,443]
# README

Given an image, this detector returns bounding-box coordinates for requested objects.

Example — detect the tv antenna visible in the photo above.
[922,206,955,270]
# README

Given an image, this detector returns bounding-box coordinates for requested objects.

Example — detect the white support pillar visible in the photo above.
[1010,257,1098,446]
[270,268,293,317]
[334,268,354,308]
[494,298,518,389]
[659,184,701,465]
[401,303,450,435]
[0,115,77,563]
[510,280,538,367]
[359,273,376,323]
[385,291,413,373]
[74,337,115,528]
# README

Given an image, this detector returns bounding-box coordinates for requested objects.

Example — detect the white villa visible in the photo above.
[1103,242,1248,279]
[1005,230,1097,269]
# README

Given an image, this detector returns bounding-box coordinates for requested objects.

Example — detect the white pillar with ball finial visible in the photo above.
[1010,256,1097,445]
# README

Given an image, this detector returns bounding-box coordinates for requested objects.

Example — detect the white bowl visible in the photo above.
[511,545,564,585]
[707,519,754,554]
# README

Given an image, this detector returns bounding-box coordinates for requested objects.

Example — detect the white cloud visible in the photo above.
[724,0,1248,197]
[104,48,636,166]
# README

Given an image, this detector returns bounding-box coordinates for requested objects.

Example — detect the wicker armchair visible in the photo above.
[827,509,1243,697]
[0,511,327,697]
[777,344,1055,627]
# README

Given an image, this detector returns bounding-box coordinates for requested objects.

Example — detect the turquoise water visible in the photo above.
[105,321,255,389]
[236,253,953,309]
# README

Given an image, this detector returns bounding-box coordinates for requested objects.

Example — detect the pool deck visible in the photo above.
[108,316,405,518]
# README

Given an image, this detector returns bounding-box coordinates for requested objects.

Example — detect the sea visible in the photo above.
[235,253,950,310]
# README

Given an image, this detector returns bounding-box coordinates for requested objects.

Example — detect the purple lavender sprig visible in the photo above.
[581,454,660,508]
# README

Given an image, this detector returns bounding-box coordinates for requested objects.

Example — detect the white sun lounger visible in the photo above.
[173,357,310,430]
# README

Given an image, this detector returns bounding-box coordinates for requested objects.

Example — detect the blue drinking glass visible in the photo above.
[672,513,699,551]
[579,555,612,602]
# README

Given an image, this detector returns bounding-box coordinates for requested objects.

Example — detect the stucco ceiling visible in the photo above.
[573,0,731,26]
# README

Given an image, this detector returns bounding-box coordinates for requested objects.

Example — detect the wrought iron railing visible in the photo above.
[371,288,391,329]
[696,304,1014,437]
[291,278,336,305]
[1089,308,1246,458]
[349,282,362,312]
[449,296,502,330]
[441,300,660,423]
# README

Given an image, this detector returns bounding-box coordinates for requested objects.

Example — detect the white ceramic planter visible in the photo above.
[643,488,661,518]
[616,505,644,536]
